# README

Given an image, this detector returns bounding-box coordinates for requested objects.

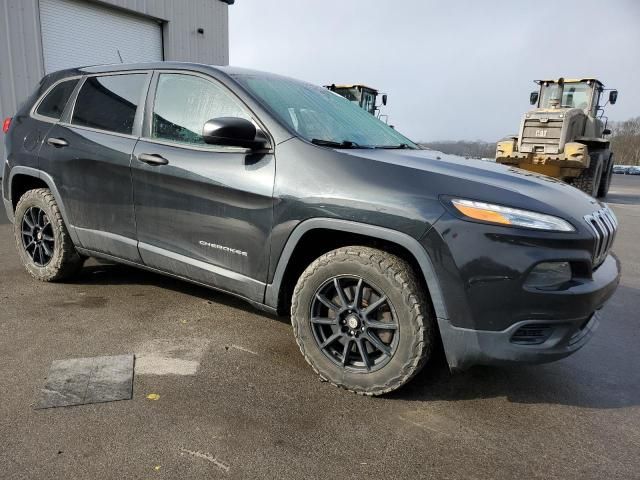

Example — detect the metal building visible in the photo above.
[0,0,232,163]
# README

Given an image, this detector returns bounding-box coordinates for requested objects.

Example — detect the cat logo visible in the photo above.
[535,129,548,137]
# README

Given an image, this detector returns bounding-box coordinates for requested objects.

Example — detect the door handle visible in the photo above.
[137,153,169,166]
[47,137,68,148]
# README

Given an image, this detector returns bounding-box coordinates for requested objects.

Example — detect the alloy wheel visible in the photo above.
[21,206,55,266]
[310,275,399,372]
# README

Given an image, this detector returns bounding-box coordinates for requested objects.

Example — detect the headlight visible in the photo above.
[450,199,575,232]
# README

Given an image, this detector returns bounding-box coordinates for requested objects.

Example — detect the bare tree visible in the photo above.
[421,116,640,166]
[609,116,640,165]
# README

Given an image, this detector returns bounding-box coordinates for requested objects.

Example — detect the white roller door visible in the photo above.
[39,0,163,74]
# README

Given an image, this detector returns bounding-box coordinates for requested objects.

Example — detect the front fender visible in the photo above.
[263,217,448,321]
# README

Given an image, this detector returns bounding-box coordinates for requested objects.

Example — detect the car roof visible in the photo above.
[48,62,306,88]
[47,61,275,79]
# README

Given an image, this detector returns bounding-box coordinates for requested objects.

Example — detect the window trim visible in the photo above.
[30,76,83,123]
[63,70,153,138]
[142,69,274,153]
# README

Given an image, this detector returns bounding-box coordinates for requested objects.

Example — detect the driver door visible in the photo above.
[131,71,275,302]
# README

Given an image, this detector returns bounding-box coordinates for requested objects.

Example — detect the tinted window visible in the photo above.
[72,74,147,135]
[36,79,78,120]
[151,73,252,145]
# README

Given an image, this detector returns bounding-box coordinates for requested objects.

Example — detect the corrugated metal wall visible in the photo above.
[0,0,229,165]
[96,0,229,66]
[40,0,164,72]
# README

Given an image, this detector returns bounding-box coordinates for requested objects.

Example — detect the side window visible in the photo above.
[72,74,147,135]
[151,73,252,146]
[36,79,79,120]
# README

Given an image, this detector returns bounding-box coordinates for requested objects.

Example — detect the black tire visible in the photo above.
[597,153,614,199]
[568,152,604,197]
[291,246,434,396]
[14,188,83,281]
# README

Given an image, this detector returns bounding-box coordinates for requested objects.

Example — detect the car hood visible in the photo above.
[342,148,604,221]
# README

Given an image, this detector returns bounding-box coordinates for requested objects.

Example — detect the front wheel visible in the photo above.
[568,152,604,197]
[597,153,614,198]
[291,246,434,396]
[14,188,84,281]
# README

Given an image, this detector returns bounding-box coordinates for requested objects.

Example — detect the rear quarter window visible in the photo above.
[72,74,147,135]
[35,79,79,120]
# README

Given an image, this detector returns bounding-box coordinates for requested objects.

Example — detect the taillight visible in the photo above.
[2,117,11,134]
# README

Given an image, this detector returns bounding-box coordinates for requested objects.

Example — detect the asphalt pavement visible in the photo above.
[1,175,639,479]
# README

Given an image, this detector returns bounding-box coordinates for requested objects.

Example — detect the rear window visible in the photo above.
[36,79,79,120]
[72,74,147,135]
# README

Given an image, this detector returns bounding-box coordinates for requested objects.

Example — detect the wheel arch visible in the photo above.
[264,218,448,321]
[7,167,79,244]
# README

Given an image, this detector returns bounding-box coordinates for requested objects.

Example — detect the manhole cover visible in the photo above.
[35,354,134,409]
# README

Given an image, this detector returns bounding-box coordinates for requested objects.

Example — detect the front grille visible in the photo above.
[520,118,563,149]
[584,206,618,268]
[511,324,554,345]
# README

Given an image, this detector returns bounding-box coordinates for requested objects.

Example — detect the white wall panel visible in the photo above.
[0,0,229,165]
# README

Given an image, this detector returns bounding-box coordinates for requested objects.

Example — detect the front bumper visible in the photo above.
[436,254,619,370]
[438,314,599,371]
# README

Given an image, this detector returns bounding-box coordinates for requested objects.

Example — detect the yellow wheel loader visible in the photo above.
[326,84,388,119]
[496,78,618,198]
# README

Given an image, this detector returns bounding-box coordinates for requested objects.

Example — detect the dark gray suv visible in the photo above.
[2,63,620,395]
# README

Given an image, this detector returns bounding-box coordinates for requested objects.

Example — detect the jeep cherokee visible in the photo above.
[2,63,621,395]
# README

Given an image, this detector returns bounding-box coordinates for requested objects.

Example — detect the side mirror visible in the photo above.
[608,90,618,105]
[603,128,611,135]
[529,91,539,105]
[202,117,266,149]
[381,94,387,106]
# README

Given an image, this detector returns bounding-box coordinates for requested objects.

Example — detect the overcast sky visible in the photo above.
[229,0,640,142]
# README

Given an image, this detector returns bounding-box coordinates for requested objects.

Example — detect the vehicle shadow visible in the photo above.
[70,261,639,410]
[70,261,285,323]
[389,360,640,409]
[389,286,640,410]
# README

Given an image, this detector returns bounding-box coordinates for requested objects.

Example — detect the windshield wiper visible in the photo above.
[311,138,361,149]
[374,143,413,149]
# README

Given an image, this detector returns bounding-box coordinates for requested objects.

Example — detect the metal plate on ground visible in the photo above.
[35,354,134,409]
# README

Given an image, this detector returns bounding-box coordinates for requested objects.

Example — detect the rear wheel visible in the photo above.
[14,188,83,281]
[291,246,434,396]
[568,152,603,197]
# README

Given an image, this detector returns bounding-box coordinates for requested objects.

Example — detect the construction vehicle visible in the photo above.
[496,78,618,198]
[326,84,388,118]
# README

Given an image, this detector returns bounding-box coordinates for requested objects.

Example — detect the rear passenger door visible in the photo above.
[12,77,80,173]
[131,71,275,301]
[40,72,151,261]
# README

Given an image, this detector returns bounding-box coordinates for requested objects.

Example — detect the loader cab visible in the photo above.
[534,78,606,117]
[326,84,385,116]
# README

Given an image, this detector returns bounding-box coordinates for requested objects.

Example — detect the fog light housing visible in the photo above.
[525,262,572,289]
[511,324,554,345]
